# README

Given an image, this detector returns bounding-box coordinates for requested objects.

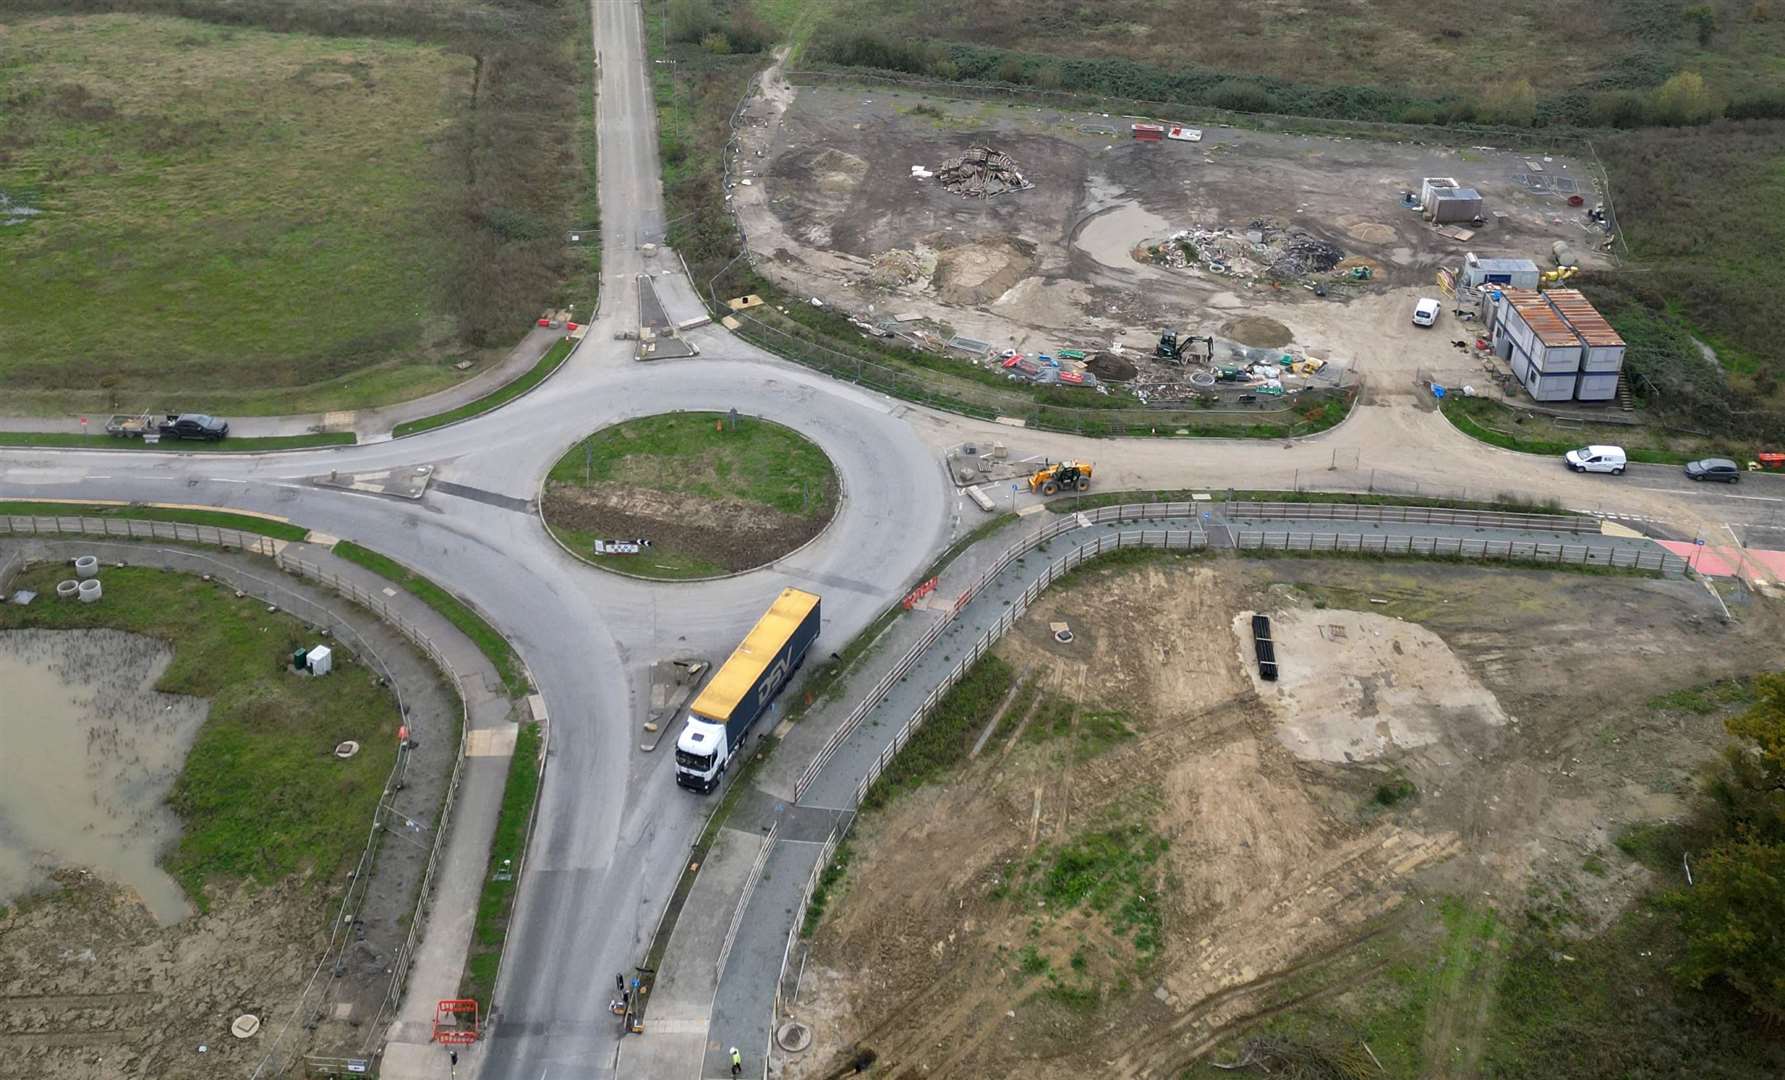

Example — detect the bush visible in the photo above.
[1476,77,1537,126]
[1651,71,1722,125]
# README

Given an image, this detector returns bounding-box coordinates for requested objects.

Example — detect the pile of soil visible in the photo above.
[1085,351,1137,382]
[1221,315,1294,349]
[543,483,837,574]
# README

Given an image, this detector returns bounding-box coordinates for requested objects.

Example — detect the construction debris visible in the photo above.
[936,145,1032,199]
[1149,221,1344,281]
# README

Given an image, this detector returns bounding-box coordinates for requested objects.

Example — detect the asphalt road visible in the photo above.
[1,1,1782,1079]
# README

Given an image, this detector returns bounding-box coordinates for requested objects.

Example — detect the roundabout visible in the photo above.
[540,411,840,580]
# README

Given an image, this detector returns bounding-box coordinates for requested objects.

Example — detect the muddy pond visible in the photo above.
[0,629,208,923]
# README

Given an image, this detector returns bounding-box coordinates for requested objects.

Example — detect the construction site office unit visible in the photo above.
[675,589,822,793]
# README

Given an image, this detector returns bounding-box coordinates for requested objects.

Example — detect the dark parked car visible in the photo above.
[1684,458,1741,483]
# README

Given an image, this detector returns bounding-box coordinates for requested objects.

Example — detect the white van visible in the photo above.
[1412,298,1442,327]
[1564,445,1627,475]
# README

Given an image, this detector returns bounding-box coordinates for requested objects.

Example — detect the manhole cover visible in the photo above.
[776,1021,813,1053]
[231,1014,261,1039]
[1054,629,1074,644]
[335,741,361,759]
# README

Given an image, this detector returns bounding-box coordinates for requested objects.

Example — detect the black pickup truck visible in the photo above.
[105,412,230,441]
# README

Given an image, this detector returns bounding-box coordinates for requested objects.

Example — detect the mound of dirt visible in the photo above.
[543,482,837,574]
[1344,221,1399,245]
[1085,351,1137,382]
[1221,315,1294,349]
[935,239,1036,306]
[809,147,867,195]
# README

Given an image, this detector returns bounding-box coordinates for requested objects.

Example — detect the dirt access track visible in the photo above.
[734,78,1609,375]
[785,557,1773,1079]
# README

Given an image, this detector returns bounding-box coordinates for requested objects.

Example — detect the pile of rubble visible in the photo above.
[935,145,1032,199]
[1154,221,1346,281]
[869,247,934,287]
[1271,233,1344,277]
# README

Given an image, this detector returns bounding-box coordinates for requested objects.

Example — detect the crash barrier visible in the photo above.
[717,820,780,981]
[276,555,473,1071]
[775,814,851,1022]
[794,503,1207,801]
[1,513,279,554]
[1231,530,1686,573]
[1227,501,1598,533]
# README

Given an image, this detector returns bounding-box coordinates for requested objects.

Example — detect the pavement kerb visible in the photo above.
[388,332,583,443]
[531,411,849,582]
[482,702,550,1040]
[0,438,361,458]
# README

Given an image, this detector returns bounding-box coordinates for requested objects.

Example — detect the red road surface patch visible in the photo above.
[1656,541,1785,583]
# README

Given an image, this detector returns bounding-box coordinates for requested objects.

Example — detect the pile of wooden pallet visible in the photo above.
[936,145,1031,198]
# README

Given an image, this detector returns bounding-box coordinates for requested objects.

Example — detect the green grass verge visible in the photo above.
[0,431,356,451]
[1440,396,1713,465]
[1048,489,1571,516]
[0,565,400,911]
[460,720,542,1012]
[0,501,309,541]
[860,654,1014,809]
[392,337,575,438]
[332,542,528,697]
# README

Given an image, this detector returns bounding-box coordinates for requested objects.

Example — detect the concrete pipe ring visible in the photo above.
[56,579,80,600]
[74,555,100,579]
[776,1022,813,1053]
[1054,629,1075,644]
[77,578,103,603]
[1189,371,1217,387]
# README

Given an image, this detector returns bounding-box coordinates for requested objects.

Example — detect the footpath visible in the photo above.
[621,500,1685,1079]
[0,533,523,1080]
[0,326,566,442]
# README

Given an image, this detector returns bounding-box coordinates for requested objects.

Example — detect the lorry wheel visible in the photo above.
[1042,481,1059,496]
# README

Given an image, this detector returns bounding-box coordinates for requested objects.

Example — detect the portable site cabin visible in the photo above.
[1486,288,1626,403]
[1460,253,1540,290]
[1427,187,1483,224]
[1544,289,1626,401]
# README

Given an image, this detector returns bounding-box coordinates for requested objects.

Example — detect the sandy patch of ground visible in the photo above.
[1240,608,1509,763]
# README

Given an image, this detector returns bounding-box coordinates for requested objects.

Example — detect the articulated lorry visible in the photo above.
[675,588,821,793]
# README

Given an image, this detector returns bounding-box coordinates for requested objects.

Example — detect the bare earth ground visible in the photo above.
[733,78,1610,380]
[541,483,832,573]
[785,557,1773,1079]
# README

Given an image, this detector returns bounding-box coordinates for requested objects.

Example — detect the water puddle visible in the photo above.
[0,630,209,923]
[0,190,44,228]
[1074,202,1172,271]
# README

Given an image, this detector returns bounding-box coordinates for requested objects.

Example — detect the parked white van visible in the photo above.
[1564,445,1627,475]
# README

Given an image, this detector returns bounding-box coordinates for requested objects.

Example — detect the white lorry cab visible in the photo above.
[675,588,822,794]
[1563,445,1627,475]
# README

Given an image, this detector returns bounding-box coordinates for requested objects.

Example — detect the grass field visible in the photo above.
[332,541,528,697]
[0,500,308,539]
[548,412,837,514]
[393,337,575,438]
[0,14,469,414]
[0,565,400,909]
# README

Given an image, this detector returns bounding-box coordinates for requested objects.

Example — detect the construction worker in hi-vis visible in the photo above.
[730,1046,743,1076]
